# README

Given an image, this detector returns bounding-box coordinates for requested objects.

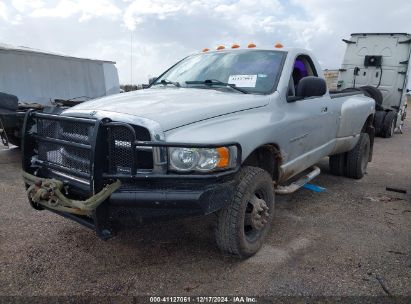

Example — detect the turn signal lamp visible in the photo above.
[275,43,284,48]
[216,147,230,168]
[231,44,240,49]
[247,43,256,48]
[216,45,225,50]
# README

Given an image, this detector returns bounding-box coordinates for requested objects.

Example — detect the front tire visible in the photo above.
[215,166,275,258]
[345,133,370,179]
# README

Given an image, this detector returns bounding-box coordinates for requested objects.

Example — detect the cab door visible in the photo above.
[283,55,337,162]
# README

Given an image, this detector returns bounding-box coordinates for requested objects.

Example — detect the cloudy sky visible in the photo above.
[0,0,410,85]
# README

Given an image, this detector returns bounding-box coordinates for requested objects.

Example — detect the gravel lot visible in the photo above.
[0,122,410,297]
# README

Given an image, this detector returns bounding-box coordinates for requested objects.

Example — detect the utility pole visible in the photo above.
[130,31,133,86]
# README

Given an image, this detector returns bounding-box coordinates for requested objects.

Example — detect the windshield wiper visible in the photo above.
[185,79,248,94]
[154,79,181,87]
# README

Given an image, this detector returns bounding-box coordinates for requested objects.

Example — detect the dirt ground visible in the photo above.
[0,123,410,298]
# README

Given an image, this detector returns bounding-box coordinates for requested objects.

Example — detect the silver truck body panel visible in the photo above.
[336,95,375,138]
[64,87,269,132]
[62,48,375,182]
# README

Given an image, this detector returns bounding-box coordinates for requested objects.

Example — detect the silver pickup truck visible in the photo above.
[22,47,376,258]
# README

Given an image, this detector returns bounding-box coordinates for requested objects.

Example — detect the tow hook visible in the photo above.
[23,171,121,216]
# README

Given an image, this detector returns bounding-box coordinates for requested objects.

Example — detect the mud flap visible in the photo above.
[366,122,375,161]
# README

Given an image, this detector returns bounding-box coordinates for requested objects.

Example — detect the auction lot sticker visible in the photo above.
[228,75,257,87]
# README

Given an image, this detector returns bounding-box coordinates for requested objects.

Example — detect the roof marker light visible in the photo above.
[247,43,256,48]
[202,48,209,52]
[216,45,225,50]
[231,44,240,49]
[274,43,284,48]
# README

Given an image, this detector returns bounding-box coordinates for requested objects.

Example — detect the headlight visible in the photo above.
[169,146,237,172]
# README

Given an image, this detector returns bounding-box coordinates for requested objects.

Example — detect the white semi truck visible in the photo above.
[337,33,410,137]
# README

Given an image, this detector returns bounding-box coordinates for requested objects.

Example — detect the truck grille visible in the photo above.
[35,114,153,181]
[36,116,96,177]
[108,125,153,174]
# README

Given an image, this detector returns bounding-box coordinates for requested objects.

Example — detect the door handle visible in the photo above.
[321,107,328,113]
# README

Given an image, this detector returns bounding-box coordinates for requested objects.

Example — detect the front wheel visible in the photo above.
[215,166,275,258]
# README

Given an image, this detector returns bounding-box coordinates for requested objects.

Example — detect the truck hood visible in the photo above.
[62,87,269,131]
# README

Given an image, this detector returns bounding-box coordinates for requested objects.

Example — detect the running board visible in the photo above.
[275,166,321,195]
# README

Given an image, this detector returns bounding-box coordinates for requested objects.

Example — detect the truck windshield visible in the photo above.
[152,50,286,94]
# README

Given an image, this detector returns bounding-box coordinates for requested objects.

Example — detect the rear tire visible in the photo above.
[329,153,346,176]
[381,111,396,138]
[345,133,370,179]
[215,166,275,258]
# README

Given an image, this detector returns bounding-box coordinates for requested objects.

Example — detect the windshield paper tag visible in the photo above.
[228,75,257,87]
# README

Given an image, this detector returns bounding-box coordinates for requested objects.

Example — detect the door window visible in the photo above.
[288,55,318,98]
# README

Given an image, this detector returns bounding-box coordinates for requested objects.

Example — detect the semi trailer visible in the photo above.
[0,43,120,147]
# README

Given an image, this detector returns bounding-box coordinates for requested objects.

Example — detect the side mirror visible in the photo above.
[296,76,327,98]
[148,77,158,85]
